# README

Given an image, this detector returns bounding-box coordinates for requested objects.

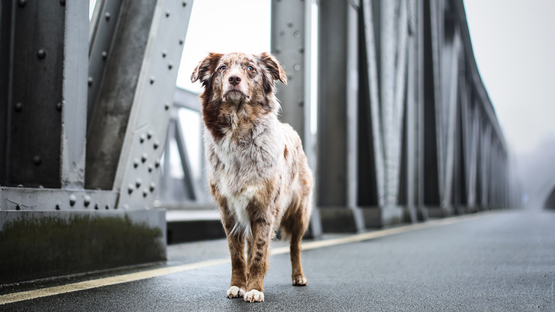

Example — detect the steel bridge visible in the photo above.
[1,0,518,288]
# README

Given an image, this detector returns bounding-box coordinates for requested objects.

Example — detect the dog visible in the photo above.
[191,52,313,303]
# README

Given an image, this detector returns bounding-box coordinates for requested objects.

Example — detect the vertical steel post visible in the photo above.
[61,0,88,189]
[316,0,364,232]
[271,0,322,236]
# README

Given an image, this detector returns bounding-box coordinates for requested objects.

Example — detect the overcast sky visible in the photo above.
[464,0,555,154]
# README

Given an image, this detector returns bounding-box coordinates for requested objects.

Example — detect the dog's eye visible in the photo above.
[247,66,254,71]
[219,66,226,71]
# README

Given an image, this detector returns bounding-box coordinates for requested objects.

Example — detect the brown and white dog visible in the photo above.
[191,52,313,303]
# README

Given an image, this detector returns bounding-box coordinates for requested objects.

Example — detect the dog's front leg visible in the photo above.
[244,218,272,302]
[226,233,247,298]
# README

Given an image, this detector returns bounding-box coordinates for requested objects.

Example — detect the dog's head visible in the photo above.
[191,52,287,108]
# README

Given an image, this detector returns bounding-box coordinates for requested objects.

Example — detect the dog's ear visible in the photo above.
[258,52,287,85]
[191,52,223,86]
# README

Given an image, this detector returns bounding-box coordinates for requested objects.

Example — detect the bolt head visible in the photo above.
[153,141,159,150]
[33,155,41,166]
[147,130,153,139]
[141,153,148,163]
[37,49,46,59]
[69,194,77,206]
[105,12,111,21]
[128,185,134,194]
[84,195,91,207]
[18,0,27,7]
[150,182,156,192]
[56,102,62,111]
[88,77,93,86]
[136,179,142,188]
[59,0,66,5]
[101,51,108,60]
[133,158,139,168]
[14,102,23,112]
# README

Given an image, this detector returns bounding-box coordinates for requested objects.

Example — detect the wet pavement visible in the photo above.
[1,209,554,311]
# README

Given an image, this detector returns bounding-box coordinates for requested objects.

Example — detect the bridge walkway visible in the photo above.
[1,210,554,311]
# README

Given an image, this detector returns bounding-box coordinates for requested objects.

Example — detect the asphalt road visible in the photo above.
[1,210,554,311]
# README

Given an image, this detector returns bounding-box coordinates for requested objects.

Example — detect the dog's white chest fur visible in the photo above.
[207,117,282,236]
[218,182,258,235]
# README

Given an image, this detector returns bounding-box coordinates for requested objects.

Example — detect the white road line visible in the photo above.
[0,212,489,305]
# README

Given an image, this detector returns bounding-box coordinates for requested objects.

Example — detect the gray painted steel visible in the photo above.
[112,0,194,211]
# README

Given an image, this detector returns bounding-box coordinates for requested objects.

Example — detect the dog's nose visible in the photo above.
[229,75,241,86]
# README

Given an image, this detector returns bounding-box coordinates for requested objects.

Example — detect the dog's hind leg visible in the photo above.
[282,197,310,286]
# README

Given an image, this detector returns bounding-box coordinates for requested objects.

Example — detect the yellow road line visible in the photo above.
[0,212,488,305]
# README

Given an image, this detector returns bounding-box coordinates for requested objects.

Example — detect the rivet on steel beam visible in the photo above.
[69,194,76,206]
[298,101,304,107]
[14,102,23,112]
[17,184,23,188]
[150,182,156,192]
[128,185,134,194]
[150,77,155,84]
[105,12,111,21]
[33,155,41,166]
[162,51,167,58]
[88,77,93,86]
[141,153,148,163]
[147,130,153,139]
[165,11,170,18]
[148,164,153,173]
[288,75,293,81]
[140,134,146,143]
[136,178,142,188]
[274,48,281,54]
[105,205,109,210]
[56,102,62,111]
[84,195,91,207]
[56,204,61,210]
[102,51,108,60]
[16,204,21,210]
[153,141,159,150]
[143,189,148,198]
[294,31,301,38]
[182,1,187,7]
[294,64,300,71]
[179,39,184,45]
[164,103,170,111]
[287,23,294,28]
[133,159,139,168]
[155,160,160,168]
[39,185,44,188]
[95,204,99,210]
[60,0,66,6]
[168,63,173,70]
[18,0,26,8]
[299,48,304,54]
[280,32,285,38]
[37,49,46,59]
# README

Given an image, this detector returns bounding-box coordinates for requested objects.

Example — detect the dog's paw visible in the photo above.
[293,276,308,286]
[244,289,264,302]
[226,286,245,299]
